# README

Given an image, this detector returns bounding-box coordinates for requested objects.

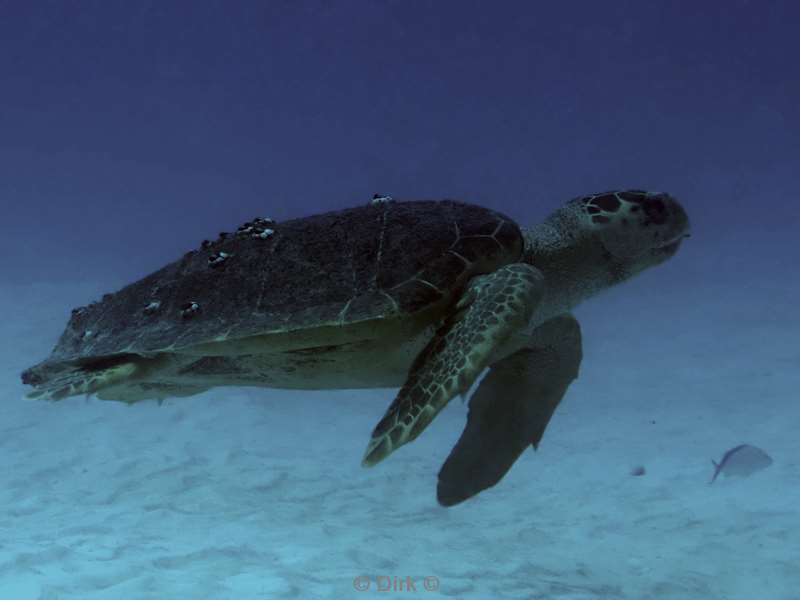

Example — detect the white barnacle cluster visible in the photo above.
[180,301,200,319]
[370,193,393,205]
[143,300,161,315]
[255,228,274,239]
[237,216,276,240]
[208,251,231,268]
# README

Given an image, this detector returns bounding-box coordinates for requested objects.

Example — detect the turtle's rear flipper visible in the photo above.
[97,382,209,403]
[22,354,144,401]
[437,314,582,506]
[362,263,545,466]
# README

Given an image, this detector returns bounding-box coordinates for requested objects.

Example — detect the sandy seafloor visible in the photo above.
[1,234,798,600]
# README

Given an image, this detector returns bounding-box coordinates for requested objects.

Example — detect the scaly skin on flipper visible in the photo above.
[361,263,545,466]
[24,358,141,401]
[437,314,582,506]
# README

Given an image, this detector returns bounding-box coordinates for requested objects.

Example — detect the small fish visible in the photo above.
[709,444,773,484]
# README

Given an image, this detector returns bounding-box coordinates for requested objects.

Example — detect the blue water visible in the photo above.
[1,2,798,598]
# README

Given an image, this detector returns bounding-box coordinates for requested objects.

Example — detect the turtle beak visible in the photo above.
[653,230,690,259]
[655,195,690,257]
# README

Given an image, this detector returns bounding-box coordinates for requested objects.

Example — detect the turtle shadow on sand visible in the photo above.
[21,190,690,506]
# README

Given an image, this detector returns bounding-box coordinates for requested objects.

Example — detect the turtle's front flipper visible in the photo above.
[437,314,582,506]
[362,263,545,467]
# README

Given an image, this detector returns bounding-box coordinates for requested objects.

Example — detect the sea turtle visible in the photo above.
[21,190,690,506]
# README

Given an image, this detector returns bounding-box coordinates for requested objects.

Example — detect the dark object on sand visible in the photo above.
[630,466,646,476]
[710,444,773,484]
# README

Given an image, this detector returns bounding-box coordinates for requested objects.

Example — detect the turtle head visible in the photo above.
[523,190,689,306]
[572,190,690,280]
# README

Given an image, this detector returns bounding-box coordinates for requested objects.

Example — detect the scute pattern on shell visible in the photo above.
[37,200,523,365]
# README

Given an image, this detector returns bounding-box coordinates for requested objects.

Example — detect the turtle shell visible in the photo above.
[33,199,522,365]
